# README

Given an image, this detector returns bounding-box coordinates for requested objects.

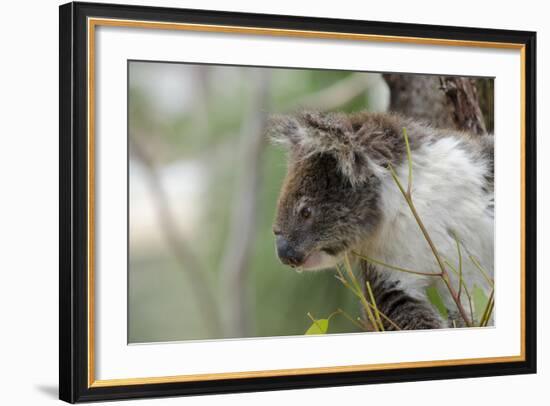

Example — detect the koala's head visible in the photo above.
[269,111,405,271]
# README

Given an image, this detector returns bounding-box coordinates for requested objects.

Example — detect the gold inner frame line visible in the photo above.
[87,17,527,388]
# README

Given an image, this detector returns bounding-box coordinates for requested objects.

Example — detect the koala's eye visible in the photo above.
[300,206,312,219]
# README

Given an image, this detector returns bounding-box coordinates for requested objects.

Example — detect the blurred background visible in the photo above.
[128,62,391,343]
[129,62,493,343]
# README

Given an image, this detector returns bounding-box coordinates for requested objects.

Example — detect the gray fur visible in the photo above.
[360,262,445,330]
[268,111,408,186]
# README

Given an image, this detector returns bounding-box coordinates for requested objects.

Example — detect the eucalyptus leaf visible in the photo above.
[305,318,329,335]
[426,286,448,319]
[473,284,489,322]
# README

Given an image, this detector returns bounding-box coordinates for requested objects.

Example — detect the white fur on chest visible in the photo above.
[361,135,494,309]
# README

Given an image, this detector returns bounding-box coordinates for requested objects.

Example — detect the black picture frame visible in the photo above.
[59,1,537,403]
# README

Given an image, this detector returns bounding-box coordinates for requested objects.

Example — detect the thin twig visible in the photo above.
[469,255,495,288]
[403,127,413,196]
[336,308,367,331]
[388,164,450,278]
[343,255,379,331]
[445,260,475,326]
[452,232,463,300]
[479,289,495,327]
[352,251,441,277]
[387,129,473,327]
[372,307,402,330]
[335,262,401,331]
[366,281,384,331]
[485,302,494,327]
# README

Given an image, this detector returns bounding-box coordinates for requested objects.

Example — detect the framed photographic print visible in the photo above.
[59,1,537,403]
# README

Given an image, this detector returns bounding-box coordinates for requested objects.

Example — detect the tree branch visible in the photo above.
[219,71,272,337]
[290,73,376,111]
[130,134,222,336]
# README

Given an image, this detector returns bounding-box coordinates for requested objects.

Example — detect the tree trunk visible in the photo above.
[383,74,491,136]
[440,77,487,135]
[383,74,455,129]
[475,78,494,133]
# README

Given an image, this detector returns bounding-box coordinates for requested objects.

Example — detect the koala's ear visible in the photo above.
[299,111,369,186]
[266,114,305,148]
[267,111,370,186]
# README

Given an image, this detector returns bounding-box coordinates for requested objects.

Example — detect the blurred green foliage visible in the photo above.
[128,63,372,343]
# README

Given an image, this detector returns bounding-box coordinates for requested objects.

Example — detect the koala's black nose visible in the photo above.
[276,236,304,267]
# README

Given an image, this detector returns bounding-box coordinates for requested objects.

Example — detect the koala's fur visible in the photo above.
[270,111,494,330]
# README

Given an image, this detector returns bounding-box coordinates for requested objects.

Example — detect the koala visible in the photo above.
[269,111,494,330]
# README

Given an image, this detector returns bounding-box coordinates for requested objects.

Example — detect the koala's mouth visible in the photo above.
[298,247,345,271]
[321,245,345,256]
[300,251,326,269]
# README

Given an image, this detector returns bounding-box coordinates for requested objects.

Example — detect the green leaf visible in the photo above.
[473,284,489,322]
[305,318,329,335]
[426,286,448,319]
